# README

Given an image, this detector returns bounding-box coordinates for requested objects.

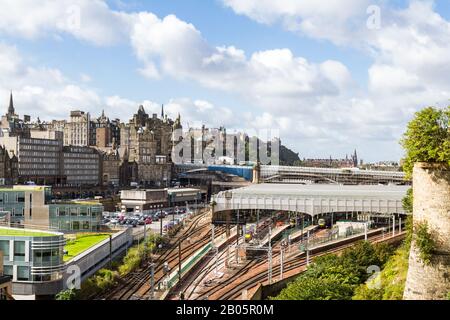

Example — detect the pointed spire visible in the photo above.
[8,91,14,115]
[102,109,105,117]
[161,104,164,118]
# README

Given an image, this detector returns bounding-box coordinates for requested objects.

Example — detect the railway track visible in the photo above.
[97,209,223,300]
[195,232,405,300]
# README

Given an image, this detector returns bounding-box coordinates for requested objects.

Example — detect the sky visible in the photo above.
[1,0,450,162]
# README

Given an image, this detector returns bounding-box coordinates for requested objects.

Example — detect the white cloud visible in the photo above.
[3,0,450,160]
[130,13,352,113]
[0,0,133,46]
[221,0,371,45]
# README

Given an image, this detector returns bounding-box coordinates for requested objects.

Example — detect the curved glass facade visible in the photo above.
[0,230,65,284]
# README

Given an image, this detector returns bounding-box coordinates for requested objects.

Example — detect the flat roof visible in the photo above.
[0,185,51,192]
[0,227,61,237]
[225,183,409,198]
[167,188,204,194]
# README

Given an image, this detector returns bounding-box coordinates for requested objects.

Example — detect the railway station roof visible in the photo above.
[225,184,409,198]
[212,183,409,216]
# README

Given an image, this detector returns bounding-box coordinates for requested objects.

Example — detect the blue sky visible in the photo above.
[1,0,449,162]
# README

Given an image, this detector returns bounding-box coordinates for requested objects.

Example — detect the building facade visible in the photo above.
[1,133,65,185]
[63,111,91,147]
[62,146,101,186]
[0,146,18,185]
[120,189,168,213]
[0,226,65,297]
[1,94,184,188]
[119,105,176,187]
[0,251,13,300]
[0,186,103,232]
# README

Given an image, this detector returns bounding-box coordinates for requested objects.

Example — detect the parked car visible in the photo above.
[156,211,166,219]
[145,218,153,225]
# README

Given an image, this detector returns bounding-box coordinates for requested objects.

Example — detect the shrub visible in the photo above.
[271,242,395,300]
[353,244,410,300]
[55,289,77,300]
[400,106,450,179]
[119,247,143,276]
[402,188,413,214]
[414,222,435,265]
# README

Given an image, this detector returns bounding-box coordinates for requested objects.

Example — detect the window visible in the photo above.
[72,221,80,230]
[14,241,26,262]
[17,194,25,203]
[82,221,90,230]
[17,266,29,281]
[70,207,78,216]
[34,250,43,264]
[80,207,87,216]
[2,265,12,276]
[0,240,9,258]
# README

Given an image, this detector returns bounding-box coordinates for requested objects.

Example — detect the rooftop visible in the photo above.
[63,233,111,262]
[220,183,409,199]
[0,185,51,192]
[0,227,60,237]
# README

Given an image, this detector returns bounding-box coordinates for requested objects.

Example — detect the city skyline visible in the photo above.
[1,1,450,162]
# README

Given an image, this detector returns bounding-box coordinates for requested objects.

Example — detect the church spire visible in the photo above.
[8,91,14,115]
[161,104,164,118]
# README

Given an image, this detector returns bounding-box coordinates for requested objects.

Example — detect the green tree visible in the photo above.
[55,289,77,300]
[272,242,395,300]
[273,276,355,300]
[414,222,436,265]
[402,188,413,214]
[400,106,450,178]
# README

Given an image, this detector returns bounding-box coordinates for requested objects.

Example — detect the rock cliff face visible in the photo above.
[403,163,450,300]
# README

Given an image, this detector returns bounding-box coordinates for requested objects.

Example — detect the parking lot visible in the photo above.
[102,208,194,238]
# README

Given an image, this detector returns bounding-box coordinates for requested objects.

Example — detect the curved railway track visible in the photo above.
[195,232,405,300]
[97,210,224,300]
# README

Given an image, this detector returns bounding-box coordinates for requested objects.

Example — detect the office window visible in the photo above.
[14,241,26,262]
[82,221,90,230]
[34,250,43,264]
[2,265,12,277]
[70,207,78,216]
[72,221,80,230]
[18,194,25,203]
[0,240,9,258]
[17,266,29,281]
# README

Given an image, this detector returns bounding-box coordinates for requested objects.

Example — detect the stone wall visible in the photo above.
[403,163,450,300]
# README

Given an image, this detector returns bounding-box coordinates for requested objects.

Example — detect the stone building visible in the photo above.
[101,149,121,187]
[0,92,30,138]
[0,146,18,185]
[92,110,121,148]
[403,163,450,300]
[63,110,91,147]
[119,105,178,187]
